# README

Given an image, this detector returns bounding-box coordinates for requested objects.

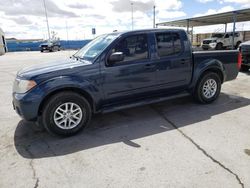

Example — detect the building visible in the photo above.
[0,28,7,55]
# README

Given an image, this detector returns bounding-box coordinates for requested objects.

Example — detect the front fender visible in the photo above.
[26,75,103,119]
[38,76,100,98]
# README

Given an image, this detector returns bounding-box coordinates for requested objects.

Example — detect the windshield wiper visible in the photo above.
[70,55,90,63]
[70,54,80,61]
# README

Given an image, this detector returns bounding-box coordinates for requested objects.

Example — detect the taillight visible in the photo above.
[238,51,242,70]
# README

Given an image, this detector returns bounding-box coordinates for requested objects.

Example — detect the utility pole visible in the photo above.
[153,5,156,28]
[131,2,134,30]
[43,0,51,40]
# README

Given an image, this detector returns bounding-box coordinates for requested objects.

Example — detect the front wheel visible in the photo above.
[194,72,221,104]
[41,92,92,136]
[216,43,223,50]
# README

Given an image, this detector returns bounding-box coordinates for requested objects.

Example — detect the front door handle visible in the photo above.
[144,64,155,69]
[180,59,189,64]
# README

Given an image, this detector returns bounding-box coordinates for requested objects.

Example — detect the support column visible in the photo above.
[225,23,227,34]
[232,12,237,49]
[186,19,190,34]
[191,26,193,46]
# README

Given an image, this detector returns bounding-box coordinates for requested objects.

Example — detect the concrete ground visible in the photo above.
[0,51,250,188]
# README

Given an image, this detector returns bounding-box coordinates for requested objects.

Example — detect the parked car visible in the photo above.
[202,32,243,50]
[39,41,61,52]
[239,41,250,72]
[13,29,241,136]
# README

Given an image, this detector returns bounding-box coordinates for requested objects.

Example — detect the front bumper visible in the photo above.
[40,46,52,51]
[241,50,250,66]
[202,43,217,50]
[12,92,41,121]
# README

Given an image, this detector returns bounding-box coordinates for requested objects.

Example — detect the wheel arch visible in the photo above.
[191,65,224,93]
[38,87,95,116]
[199,68,224,84]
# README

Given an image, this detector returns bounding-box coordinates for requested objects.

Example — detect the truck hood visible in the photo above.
[17,58,92,79]
[241,41,250,46]
[203,38,218,41]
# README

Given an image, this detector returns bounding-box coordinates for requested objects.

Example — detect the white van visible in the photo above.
[202,32,243,50]
[0,28,7,55]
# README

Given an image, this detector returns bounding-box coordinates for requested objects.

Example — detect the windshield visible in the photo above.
[211,33,224,38]
[73,33,120,62]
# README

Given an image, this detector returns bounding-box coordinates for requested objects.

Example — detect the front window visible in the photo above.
[74,33,119,62]
[109,34,149,64]
[212,34,224,38]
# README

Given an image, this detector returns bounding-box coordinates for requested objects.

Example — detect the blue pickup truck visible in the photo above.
[13,29,241,136]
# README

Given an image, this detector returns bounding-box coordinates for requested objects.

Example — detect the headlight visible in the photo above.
[13,79,37,94]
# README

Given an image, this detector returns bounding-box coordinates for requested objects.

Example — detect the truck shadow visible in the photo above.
[14,93,250,159]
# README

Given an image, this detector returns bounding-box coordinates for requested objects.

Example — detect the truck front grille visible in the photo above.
[203,40,211,45]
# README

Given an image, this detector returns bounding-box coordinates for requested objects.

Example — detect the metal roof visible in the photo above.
[0,28,4,35]
[156,8,250,28]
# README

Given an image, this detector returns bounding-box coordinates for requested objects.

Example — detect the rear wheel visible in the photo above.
[41,92,92,136]
[235,41,241,49]
[194,72,221,104]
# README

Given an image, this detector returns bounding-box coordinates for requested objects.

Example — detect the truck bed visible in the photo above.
[193,50,239,82]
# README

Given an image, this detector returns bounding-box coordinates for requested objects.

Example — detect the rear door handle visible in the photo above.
[180,59,189,64]
[144,64,155,69]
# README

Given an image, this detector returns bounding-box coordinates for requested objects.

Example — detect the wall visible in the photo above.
[6,40,91,52]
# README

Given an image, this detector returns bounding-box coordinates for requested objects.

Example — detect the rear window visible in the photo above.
[155,32,182,57]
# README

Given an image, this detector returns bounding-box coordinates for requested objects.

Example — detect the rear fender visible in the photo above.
[190,59,225,90]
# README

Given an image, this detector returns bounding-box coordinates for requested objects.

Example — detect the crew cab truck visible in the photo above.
[12,29,241,136]
[202,32,243,50]
[239,41,250,72]
[40,40,61,52]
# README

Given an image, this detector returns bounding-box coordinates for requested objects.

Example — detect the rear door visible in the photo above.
[153,31,192,90]
[102,34,158,104]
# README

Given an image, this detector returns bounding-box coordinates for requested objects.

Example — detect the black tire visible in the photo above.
[216,43,223,50]
[40,50,43,52]
[194,72,221,104]
[240,65,249,72]
[41,92,92,136]
[235,41,241,49]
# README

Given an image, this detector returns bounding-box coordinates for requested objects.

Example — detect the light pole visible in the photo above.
[43,0,51,40]
[131,2,134,30]
[153,5,156,28]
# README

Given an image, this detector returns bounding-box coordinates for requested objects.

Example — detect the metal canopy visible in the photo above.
[156,8,250,28]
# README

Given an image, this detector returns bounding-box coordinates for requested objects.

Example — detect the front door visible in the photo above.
[101,34,158,105]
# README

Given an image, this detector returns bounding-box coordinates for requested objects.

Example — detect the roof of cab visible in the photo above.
[113,28,186,36]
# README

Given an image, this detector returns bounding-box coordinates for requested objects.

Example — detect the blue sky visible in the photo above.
[162,0,248,20]
[0,0,249,39]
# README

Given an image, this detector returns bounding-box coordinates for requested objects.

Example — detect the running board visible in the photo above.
[102,92,189,114]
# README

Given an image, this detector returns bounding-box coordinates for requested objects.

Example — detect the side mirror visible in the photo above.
[108,52,124,65]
